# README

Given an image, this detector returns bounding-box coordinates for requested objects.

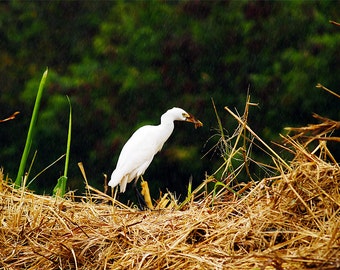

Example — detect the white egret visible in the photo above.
[108,107,203,195]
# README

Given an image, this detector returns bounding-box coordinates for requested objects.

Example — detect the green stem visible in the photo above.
[64,96,72,177]
[15,68,48,188]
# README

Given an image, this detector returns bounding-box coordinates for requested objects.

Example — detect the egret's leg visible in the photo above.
[134,178,146,210]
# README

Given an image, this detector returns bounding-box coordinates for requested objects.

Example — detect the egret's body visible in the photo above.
[108,107,202,193]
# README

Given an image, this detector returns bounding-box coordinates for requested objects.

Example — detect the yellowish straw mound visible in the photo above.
[1,112,339,269]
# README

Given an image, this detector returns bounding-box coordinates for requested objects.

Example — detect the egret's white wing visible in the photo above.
[109,125,170,191]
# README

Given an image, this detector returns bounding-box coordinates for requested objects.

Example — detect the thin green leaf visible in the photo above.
[64,96,72,177]
[53,176,68,197]
[15,68,48,188]
[53,96,72,197]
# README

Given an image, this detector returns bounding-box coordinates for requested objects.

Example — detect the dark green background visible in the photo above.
[1,1,339,203]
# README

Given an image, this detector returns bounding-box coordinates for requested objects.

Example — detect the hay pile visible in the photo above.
[1,110,340,269]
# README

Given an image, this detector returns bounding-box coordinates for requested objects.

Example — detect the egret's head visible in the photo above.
[166,107,203,128]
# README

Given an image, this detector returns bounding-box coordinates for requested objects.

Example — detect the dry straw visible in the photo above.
[1,97,339,269]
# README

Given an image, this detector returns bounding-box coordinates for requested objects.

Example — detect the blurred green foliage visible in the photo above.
[1,1,339,202]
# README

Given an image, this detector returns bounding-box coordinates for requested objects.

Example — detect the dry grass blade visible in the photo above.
[330,20,340,27]
[285,113,340,144]
[0,111,20,123]
[316,83,340,99]
[224,104,291,172]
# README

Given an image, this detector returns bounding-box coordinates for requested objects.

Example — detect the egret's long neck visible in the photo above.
[158,114,175,143]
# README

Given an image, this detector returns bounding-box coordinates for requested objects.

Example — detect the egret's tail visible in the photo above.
[108,170,121,187]
[108,170,128,193]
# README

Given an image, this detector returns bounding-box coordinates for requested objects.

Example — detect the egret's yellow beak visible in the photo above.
[185,113,203,129]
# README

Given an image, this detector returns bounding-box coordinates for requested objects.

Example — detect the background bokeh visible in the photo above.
[1,1,339,203]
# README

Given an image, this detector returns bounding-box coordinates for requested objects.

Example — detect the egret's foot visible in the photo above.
[140,180,154,210]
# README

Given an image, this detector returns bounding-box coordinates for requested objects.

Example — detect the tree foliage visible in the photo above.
[1,1,339,201]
